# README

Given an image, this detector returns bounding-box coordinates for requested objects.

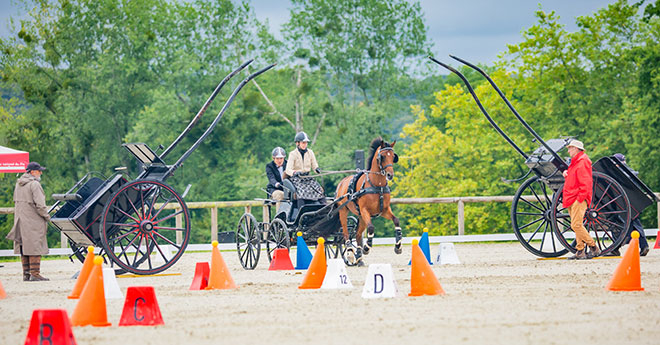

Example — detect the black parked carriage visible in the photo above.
[236,178,359,270]
[429,56,658,258]
[48,60,274,274]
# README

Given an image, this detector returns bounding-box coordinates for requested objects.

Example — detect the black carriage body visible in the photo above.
[524,138,569,191]
[593,157,657,218]
[50,174,127,246]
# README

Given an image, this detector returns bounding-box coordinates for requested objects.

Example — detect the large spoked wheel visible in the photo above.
[236,213,260,270]
[337,216,359,266]
[266,218,290,262]
[69,241,126,275]
[551,172,630,255]
[100,179,190,275]
[511,176,568,258]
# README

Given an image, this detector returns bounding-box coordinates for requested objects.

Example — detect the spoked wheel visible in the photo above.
[236,213,260,270]
[337,216,359,266]
[266,218,290,262]
[551,172,630,255]
[69,241,126,275]
[511,176,568,258]
[100,179,190,275]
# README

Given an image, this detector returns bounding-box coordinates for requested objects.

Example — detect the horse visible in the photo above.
[334,137,402,266]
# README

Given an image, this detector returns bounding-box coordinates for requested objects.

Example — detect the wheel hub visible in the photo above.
[140,220,154,233]
[585,209,598,221]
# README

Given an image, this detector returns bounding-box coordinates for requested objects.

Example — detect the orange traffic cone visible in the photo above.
[409,239,445,296]
[654,230,660,249]
[606,231,644,291]
[70,257,111,326]
[298,237,327,289]
[68,246,95,299]
[205,241,237,290]
[0,280,6,299]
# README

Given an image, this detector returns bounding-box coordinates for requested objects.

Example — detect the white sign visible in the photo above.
[436,243,460,265]
[321,259,353,289]
[361,264,397,299]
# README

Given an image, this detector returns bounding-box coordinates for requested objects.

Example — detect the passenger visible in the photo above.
[609,153,650,256]
[562,140,600,260]
[285,131,325,206]
[266,146,287,209]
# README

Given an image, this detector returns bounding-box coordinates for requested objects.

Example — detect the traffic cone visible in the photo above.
[409,239,445,296]
[24,309,77,345]
[102,268,123,300]
[0,280,6,299]
[298,237,327,289]
[189,262,210,290]
[654,230,660,249]
[205,241,238,290]
[295,231,313,270]
[68,246,95,299]
[269,248,295,270]
[409,228,433,265]
[606,231,644,291]
[70,257,111,327]
[118,286,164,326]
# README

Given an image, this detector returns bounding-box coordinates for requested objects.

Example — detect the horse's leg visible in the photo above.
[338,206,350,243]
[381,207,403,254]
[362,216,376,256]
[346,217,367,266]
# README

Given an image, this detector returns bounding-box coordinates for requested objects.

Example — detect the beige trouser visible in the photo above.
[569,200,594,250]
[271,190,284,210]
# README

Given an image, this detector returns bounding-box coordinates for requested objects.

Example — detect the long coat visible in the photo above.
[6,173,50,255]
[562,151,593,208]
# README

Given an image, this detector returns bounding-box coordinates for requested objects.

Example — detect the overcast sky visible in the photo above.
[1,0,615,65]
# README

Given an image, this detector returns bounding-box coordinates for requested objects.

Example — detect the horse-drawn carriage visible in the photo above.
[430,55,659,258]
[236,138,402,269]
[48,60,274,274]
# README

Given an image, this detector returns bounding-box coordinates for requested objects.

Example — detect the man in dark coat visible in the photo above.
[6,162,51,281]
[266,147,287,208]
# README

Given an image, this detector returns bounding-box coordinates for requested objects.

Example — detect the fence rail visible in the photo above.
[1,193,659,249]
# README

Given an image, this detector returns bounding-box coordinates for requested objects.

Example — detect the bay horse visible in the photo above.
[334,137,402,266]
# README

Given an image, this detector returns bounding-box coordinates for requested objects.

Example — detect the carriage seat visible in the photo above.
[282,179,297,200]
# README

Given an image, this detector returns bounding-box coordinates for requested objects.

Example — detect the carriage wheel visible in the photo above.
[236,213,260,270]
[511,176,568,258]
[69,241,126,275]
[266,218,290,262]
[551,172,630,255]
[337,216,359,266]
[100,179,190,275]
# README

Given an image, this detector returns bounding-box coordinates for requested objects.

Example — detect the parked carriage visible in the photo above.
[48,60,274,274]
[429,55,658,258]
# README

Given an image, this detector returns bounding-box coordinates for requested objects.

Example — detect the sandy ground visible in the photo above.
[1,242,659,345]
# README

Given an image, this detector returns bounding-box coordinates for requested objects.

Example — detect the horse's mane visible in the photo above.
[366,137,388,169]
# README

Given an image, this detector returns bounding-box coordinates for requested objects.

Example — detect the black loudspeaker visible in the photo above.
[355,150,365,170]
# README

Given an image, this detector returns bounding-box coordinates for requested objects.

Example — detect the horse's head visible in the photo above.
[376,140,398,181]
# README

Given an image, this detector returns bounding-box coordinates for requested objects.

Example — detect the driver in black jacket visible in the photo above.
[266,147,287,209]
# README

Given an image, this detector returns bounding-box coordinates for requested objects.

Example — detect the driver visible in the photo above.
[285,131,320,177]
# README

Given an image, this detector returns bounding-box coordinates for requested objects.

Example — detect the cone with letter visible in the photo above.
[269,248,295,270]
[70,257,111,327]
[606,231,644,291]
[24,309,77,345]
[205,241,237,290]
[409,239,445,296]
[295,231,313,270]
[68,246,95,299]
[298,237,327,289]
[189,262,210,290]
[119,286,164,326]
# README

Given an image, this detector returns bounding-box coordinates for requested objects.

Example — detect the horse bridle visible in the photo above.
[376,147,399,175]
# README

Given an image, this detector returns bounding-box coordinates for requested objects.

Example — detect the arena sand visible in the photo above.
[1,242,659,345]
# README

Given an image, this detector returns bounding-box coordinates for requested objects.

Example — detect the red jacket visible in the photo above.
[562,151,593,207]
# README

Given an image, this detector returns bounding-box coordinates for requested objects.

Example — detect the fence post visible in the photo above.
[457,199,465,236]
[211,206,218,243]
[61,232,68,248]
[262,204,270,223]
[245,205,251,215]
[176,208,182,245]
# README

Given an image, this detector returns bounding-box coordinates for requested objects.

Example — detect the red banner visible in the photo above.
[0,146,29,173]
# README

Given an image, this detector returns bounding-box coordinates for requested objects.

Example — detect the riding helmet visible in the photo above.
[294,131,310,143]
[272,147,286,158]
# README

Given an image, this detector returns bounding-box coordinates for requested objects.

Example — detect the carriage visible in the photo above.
[429,55,658,258]
[235,177,360,270]
[48,60,274,274]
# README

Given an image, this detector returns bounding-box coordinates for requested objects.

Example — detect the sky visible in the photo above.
[0,0,616,65]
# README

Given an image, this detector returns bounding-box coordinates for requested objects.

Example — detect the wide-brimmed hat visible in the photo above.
[26,162,46,171]
[567,140,585,151]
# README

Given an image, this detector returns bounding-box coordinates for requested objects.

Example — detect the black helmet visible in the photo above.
[294,131,310,143]
[272,147,286,158]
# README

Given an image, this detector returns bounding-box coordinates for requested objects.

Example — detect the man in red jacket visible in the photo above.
[562,140,600,260]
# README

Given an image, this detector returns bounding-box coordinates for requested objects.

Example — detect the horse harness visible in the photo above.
[342,147,397,218]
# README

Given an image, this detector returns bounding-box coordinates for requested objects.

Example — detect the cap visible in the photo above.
[26,162,46,172]
[613,153,625,162]
[566,140,585,151]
